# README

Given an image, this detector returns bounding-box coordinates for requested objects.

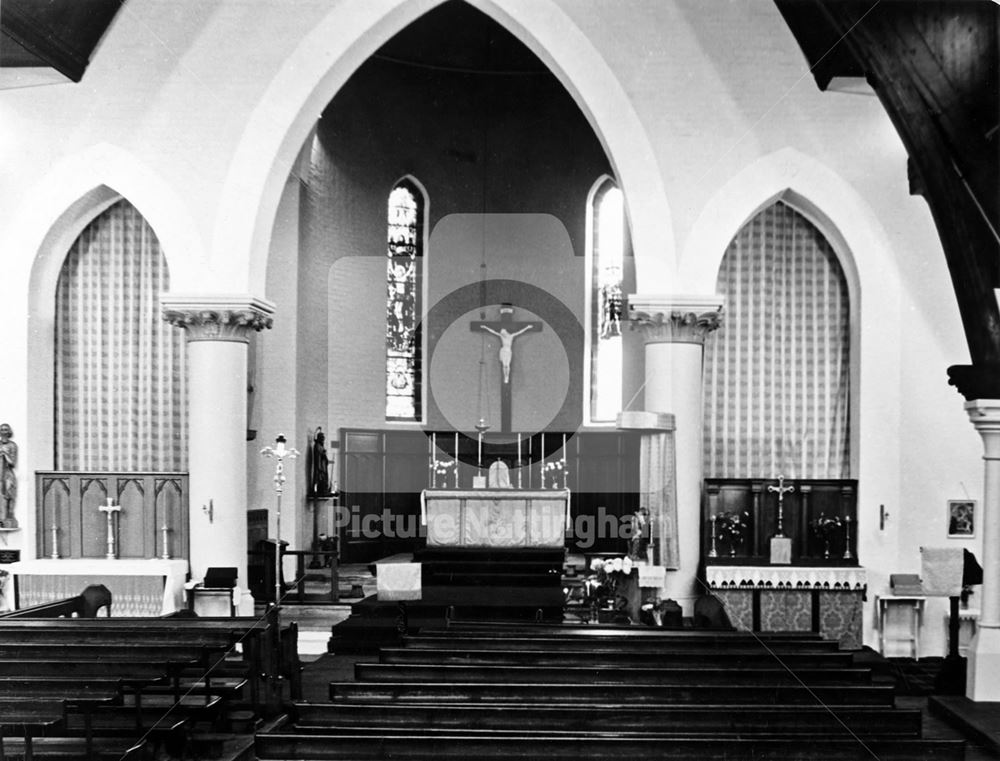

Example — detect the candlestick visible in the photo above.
[708,514,718,558]
[431,432,437,488]
[517,434,522,488]
[160,523,171,560]
[260,434,300,608]
[843,515,853,560]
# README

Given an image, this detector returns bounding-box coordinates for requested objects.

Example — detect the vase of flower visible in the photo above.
[715,511,749,558]
[811,513,843,559]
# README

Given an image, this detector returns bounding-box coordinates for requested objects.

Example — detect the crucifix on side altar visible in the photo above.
[470,304,542,433]
[768,474,795,564]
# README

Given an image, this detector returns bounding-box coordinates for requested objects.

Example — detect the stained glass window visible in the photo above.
[589,179,625,423]
[385,181,423,420]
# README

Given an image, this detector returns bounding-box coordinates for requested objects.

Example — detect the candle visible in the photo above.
[478,431,483,468]
[431,433,437,488]
[454,432,459,488]
[562,434,568,489]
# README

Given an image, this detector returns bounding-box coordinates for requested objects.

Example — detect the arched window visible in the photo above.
[703,201,850,479]
[385,180,425,421]
[586,178,627,423]
[54,199,187,470]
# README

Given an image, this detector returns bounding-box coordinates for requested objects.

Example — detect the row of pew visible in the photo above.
[0,597,300,760]
[257,620,967,760]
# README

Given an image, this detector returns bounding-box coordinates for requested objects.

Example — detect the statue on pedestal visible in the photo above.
[0,424,17,528]
[310,428,332,497]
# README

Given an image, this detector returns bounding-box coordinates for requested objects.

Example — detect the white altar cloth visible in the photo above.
[8,558,189,616]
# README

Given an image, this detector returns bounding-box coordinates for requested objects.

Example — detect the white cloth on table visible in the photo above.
[376,562,422,601]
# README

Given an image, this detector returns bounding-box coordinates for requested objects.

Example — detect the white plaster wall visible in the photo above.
[0,0,979,653]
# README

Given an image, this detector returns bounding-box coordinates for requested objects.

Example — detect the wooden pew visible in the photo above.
[255,732,965,760]
[329,681,896,705]
[258,622,965,761]
[354,662,873,685]
[401,634,842,652]
[292,700,925,736]
[0,608,293,759]
[379,646,856,669]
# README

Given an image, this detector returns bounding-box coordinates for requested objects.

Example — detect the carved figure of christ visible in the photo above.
[470,305,542,433]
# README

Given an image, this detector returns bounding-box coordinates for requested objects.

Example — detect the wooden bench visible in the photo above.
[401,634,842,652]
[354,662,873,685]
[0,607,295,759]
[255,732,965,760]
[292,700,925,736]
[262,621,967,760]
[329,681,896,705]
[378,646,856,669]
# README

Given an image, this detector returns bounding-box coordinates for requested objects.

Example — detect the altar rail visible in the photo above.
[35,471,189,560]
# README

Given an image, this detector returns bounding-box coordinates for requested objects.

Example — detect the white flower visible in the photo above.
[612,557,624,573]
[623,556,634,574]
[590,558,605,572]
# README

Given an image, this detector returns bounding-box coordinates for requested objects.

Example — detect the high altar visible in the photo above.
[421,489,570,548]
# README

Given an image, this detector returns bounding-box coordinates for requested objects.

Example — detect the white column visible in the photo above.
[964,399,1000,700]
[163,294,274,615]
[628,295,723,615]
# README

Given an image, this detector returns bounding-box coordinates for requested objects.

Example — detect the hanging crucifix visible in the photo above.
[470,304,542,432]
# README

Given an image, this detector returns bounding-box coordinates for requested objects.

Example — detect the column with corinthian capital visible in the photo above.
[628,295,723,616]
[960,398,1000,700]
[163,294,274,615]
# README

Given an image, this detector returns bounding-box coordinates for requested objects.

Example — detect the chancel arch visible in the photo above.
[218,0,673,301]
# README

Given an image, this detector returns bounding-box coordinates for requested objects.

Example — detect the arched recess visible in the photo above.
[213,0,674,298]
[680,146,903,491]
[20,146,203,549]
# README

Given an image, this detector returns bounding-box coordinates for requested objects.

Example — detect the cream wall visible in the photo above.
[0,0,980,652]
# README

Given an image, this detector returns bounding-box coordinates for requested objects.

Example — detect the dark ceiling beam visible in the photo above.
[777,0,1000,395]
[0,0,122,82]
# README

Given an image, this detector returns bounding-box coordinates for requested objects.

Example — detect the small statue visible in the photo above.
[627,506,650,562]
[310,428,332,497]
[0,423,17,528]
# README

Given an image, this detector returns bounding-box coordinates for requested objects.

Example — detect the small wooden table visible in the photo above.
[878,594,925,659]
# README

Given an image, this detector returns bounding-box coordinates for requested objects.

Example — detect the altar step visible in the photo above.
[328,586,564,653]
[413,548,565,587]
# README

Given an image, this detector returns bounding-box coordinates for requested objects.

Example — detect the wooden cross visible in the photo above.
[768,474,795,537]
[470,304,542,433]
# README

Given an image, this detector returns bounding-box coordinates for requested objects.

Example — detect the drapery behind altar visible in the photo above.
[55,200,188,471]
[703,201,850,480]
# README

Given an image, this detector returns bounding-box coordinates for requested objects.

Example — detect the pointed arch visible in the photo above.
[209,0,672,296]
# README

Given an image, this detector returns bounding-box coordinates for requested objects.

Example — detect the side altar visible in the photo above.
[421,488,569,549]
[702,477,865,648]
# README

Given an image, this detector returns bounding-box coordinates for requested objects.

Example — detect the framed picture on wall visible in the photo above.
[947,500,975,538]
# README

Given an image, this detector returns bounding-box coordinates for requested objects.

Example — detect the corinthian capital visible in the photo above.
[628,294,724,344]
[161,294,275,343]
